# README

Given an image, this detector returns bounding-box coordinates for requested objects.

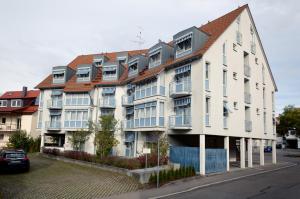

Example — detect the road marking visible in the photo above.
[149,163,297,199]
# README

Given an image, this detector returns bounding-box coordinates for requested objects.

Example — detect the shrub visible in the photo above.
[42,148,60,156]
[137,153,168,168]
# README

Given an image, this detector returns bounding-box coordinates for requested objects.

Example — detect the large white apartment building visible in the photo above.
[36,5,277,174]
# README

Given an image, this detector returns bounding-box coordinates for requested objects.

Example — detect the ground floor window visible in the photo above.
[44,134,65,147]
[0,134,4,140]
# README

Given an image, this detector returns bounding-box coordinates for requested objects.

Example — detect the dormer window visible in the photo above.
[94,59,102,67]
[53,70,65,84]
[103,66,117,81]
[128,60,138,77]
[76,67,90,82]
[0,100,7,107]
[175,32,193,58]
[11,99,22,107]
[149,49,162,68]
[117,57,127,65]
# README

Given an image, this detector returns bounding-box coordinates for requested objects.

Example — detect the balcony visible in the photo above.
[123,119,134,130]
[245,120,252,132]
[169,115,192,129]
[123,117,165,131]
[244,64,251,77]
[251,42,256,54]
[99,98,116,108]
[244,92,251,104]
[0,124,19,131]
[135,85,165,100]
[47,100,62,109]
[122,95,134,107]
[46,121,61,130]
[169,80,191,98]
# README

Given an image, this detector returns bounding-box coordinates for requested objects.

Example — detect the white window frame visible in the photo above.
[77,67,91,82]
[0,100,8,107]
[175,32,193,58]
[11,99,22,107]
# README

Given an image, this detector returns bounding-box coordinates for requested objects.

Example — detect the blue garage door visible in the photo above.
[169,146,199,172]
[205,149,227,174]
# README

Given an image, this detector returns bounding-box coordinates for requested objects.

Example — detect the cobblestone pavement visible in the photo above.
[0,154,141,199]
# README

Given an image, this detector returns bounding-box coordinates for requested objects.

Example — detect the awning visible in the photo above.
[175,33,193,44]
[102,87,116,95]
[174,97,191,107]
[76,68,90,75]
[126,108,134,115]
[50,111,61,116]
[51,90,63,96]
[175,64,191,75]
[125,132,135,142]
[102,66,117,72]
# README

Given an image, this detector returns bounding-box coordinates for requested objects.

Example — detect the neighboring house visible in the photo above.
[0,87,40,148]
[36,5,277,174]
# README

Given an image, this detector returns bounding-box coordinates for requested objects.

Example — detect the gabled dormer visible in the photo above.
[52,66,75,84]
[148,41,174,68]
[93,55,108,67]
[76,64,97,82]
[173,26,209,59]
[128,55,148,77]
[102,62,125,81]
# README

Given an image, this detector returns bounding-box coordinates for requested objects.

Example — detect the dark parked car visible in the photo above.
[264,146,272,153]
[0,149,30,172]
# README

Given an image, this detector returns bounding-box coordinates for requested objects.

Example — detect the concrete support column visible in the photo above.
[272,140,277,164]
[224,136,230,171]
[240,137,245,168]
[199,134,206,175]
[247,138,253,168]
[260,139,265,166]
[40,133,45,152]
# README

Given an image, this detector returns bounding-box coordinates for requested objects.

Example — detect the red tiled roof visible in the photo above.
[0,90,40,99]
[36,5,248,90]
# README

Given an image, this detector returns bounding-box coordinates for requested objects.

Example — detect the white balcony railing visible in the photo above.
[244,64,251,77]
[99,98,116,108]
[169,79,191,97]
[169,115,192,129]
[47,100,63,109]
[46,121,61,130]
[0,124,19,131]
[245,120,252,132]
[244,92,251,104]
[121,95,134,106]
[124,117,164,129]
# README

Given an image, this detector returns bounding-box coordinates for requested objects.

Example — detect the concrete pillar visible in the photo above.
[247,138,253,168]
[240,137,245,168]
[260,139,265,166]
[199,134,206,175]
[224,136,230,171]
[40,133,45,152]
[272,140,277,164]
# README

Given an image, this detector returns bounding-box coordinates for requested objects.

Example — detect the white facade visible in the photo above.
[38,6,277,173]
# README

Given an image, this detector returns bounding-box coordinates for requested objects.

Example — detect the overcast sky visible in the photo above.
[0,0,299,114]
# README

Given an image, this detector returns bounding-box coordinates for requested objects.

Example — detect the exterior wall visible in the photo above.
[201,9,276,140]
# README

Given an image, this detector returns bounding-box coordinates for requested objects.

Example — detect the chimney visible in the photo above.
[22,86,28,97]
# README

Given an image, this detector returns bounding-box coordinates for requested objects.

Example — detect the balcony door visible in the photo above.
[175,106,191,126]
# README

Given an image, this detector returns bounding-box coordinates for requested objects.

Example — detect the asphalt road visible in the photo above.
[164,150,300,199]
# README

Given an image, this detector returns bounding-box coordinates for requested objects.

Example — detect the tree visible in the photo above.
[277,105,300,136]
[92,115,119,158]
[159,134,169,157]
[68,129,92,151]
[8,130,40,152]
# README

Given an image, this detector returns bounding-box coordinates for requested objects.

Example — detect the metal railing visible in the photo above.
[244,64,251,77]
[244,92,251,104]
[45,121,61,130]
[245,120,252,132]
[169,115,192,128]
[47,100,63,109]
[99,98,116,108]
[121,95,134,106]
[0,124,19,131]
[123,119,134,129]
[169,79,191,97]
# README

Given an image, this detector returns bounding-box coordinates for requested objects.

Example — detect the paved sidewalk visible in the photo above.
[106,162,295,199]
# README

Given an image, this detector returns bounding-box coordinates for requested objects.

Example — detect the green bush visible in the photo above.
[8,130,40,152]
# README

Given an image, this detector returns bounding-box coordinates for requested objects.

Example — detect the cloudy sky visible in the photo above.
[0,0,299,114]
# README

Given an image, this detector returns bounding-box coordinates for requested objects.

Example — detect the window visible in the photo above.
[205,62,210,91]
[53,70,65,84]
[93,59,103,67]
[223,43,227,66]
[205,97,210,126]
[233,102,238,110]
[0,134,4,140]
[256,82,259,90]
[0,100,7,107]
[149,50,162,68]
[256,108,260,115]
[1,118,6,124]
[77,68,90,82]
[65,93,90,106]
[272,91,275,112]
[236,16,242,45]
[233,43,237,51]
[175,33,193,58]
[128,61,138,76]
[263,87,266,108]
[263,111,267,134]
[11,100,22,107]
[64,110,89,128]
[255,58,258,65]
[103,66,117,81]
[37,111,43,129]
[233,72,237,80]
[135,80,158,100]
[117,57,127,65]
[134,101,157,127]
[223,70,227,97]
[101,109,114,116]
[223,101,229,128]
[250,25,256,54]
[159,102,164,126]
